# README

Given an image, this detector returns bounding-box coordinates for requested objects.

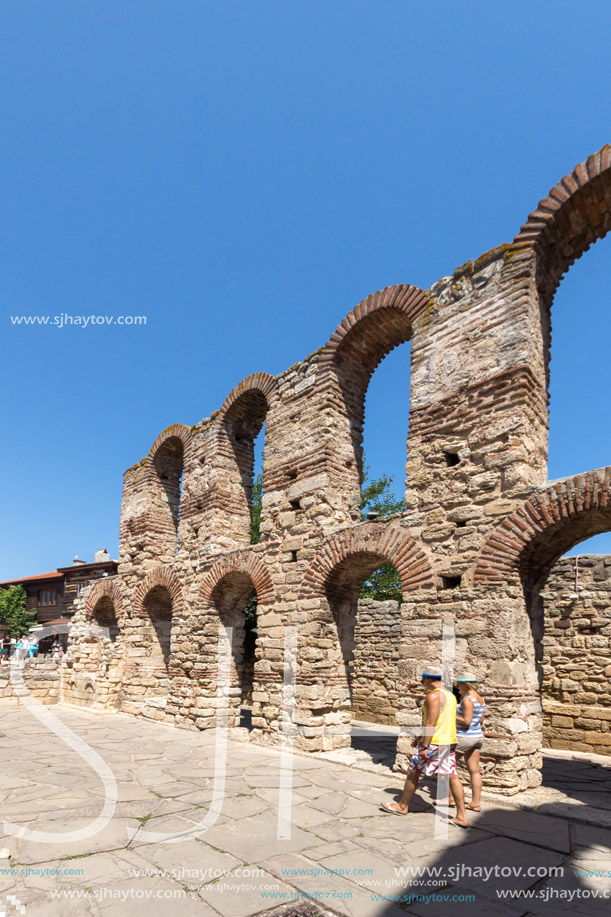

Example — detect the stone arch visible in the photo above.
[220,372,280,417]
[301,521,434,599]
[211,374,280,544]
[145,424,192,554]
[85,578,125,638]
[475,466,611,593]
[121,566,184,718]
[318,284,429,381]
[200,552,274,608]
[147,423,193,462]
[295,522,434,748]
[134,565,185,616]
[315,285,429,511]
[476,467,611,761]
[511,144,611,306]
[197,551,273,728]
[62,578,126,711]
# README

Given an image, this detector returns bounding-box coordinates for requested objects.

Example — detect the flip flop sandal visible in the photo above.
[441,817,468,829]
[380,801,407,816]
[465,804,481,811]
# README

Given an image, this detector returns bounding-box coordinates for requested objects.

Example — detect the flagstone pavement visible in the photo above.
[0,705,610,917]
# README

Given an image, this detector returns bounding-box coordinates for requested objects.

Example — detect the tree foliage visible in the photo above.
[250,472,263,546]
[359,461,404,603]
[0,585,37,637]
[360,461,405,518]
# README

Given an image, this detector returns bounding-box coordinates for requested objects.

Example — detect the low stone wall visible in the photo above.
[352,598,400,724]
[542,555,611,753]
[0,659,61,706]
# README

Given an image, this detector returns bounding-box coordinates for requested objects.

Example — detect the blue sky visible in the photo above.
[1,1,610,578]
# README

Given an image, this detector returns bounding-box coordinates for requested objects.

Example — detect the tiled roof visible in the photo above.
[0,571,62,586]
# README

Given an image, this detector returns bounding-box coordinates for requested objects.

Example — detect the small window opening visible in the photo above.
[291,550,298,563]
[444,452,460,467]
[442,576,462,590]
[456,520,467,529]
[290,499,301,511]
[288,470,298,480]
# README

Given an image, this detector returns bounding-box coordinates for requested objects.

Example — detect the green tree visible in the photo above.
[0,585,37,637]
[360,462,405,518]
[250,472,263,546]
[360,461,404,603]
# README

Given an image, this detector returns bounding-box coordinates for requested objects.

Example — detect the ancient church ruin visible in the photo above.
[62,146,611,795]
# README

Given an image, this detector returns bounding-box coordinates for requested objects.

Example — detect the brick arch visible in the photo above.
[147,423,192,465]
[207,375,279,546]
[300,521,434,598]
[133,566,185,616]
[316,285,428,483]
[85,578,125,622]
[199,552,274,608]
[318,284,429,382]
[475,467,611,590]
[220,373,280,417]
[511,144,611,303]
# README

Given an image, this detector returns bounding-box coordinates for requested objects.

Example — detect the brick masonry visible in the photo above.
[62,145,611,795]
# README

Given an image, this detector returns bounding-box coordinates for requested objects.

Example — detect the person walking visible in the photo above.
[438,671,485,812]
[1,634,11,665]
[381,666,469,828]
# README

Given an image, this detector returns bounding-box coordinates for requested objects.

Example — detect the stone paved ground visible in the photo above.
[0,706,610,917]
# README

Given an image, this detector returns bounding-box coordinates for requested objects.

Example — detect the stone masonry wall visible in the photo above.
[64,145,611,794]
[352,598,400,724]
[541,555,611,754]
[0,659,61,706]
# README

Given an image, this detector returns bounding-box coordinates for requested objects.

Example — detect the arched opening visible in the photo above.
[548,233,611,497]
[62,589,123,711]
[360,340,411,515]
[540,551,611,754]
[208,571,260,728]
[321,287,426,520]
[221,389,269,545]
[519,507,611,758]
[321,552,403,763]
[152,436,184,554]
[143,585,173,671]
[250,423,265,545]
[92,595,120,642]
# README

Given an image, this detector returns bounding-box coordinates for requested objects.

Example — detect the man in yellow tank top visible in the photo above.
[381,666,469,828]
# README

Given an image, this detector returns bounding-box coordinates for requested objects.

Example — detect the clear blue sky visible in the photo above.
[1,1,610,579]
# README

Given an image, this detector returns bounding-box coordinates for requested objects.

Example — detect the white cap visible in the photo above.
[421,666,443,679]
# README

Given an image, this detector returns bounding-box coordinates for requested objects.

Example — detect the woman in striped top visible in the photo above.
[439,672,485,812]
[454,672,485,811]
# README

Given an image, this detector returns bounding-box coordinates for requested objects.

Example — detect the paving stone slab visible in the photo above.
[196,811,317,863]
[12,815,143,864]
[262,852,408,917]
[573,823,611,853]
[468,807,571,853]
[133,836,242,886]
[198,867,294,917]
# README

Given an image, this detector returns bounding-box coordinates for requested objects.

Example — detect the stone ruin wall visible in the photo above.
[541,555,611,754]
[0,659,61,706]
[61,145,611,795]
